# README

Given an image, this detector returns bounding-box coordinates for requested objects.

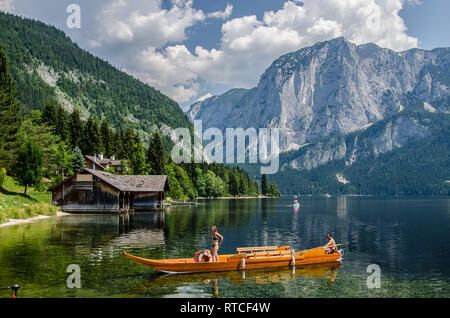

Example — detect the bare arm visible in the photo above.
[217,233,224,246]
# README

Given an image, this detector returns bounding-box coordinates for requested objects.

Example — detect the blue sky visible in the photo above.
[1,0,448,108]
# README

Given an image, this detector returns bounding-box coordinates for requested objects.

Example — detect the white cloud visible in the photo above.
[91,0,231,49]
[90,0,418,106]
[134,45,224,103]
[207,3,233,20]
[0,0,14,13]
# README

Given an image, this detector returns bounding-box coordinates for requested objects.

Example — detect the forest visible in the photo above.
[0,41,280,201]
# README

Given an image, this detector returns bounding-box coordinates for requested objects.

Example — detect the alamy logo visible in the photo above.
[366,264,381,289]
[66,4,81,29]
[66,264,81,289]
[170,120,280,174]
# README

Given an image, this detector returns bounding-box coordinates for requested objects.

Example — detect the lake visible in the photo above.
[0,196,449,298]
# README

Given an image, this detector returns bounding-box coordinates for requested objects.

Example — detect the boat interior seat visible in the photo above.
[237,246,279,254]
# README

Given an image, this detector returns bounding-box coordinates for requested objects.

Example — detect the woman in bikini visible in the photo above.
[211,226,223,262]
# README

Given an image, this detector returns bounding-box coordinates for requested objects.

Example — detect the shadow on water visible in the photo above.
[124,261,342,298]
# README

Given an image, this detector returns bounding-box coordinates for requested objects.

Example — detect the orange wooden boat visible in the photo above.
[123,245,343,274]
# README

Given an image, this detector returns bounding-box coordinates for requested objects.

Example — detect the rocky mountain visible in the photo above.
[188,37,450,194]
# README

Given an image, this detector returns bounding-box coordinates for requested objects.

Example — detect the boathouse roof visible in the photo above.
[51,169,170,193]
[87,169,170,192]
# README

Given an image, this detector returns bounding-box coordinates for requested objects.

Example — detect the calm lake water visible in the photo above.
[0,197,449,298]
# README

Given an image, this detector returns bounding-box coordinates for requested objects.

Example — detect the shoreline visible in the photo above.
[0,211,69,228]
[196,195,274,200]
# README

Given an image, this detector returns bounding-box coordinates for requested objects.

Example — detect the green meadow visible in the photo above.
[0,175,58,224]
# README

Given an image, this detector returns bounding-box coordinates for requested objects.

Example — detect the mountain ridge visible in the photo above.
[0,11,192,142]
[188,37,450,194]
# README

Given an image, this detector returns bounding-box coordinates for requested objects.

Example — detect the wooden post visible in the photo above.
[127,192,130,212]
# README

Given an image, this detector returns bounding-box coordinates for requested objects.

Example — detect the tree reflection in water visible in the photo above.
[126,261,341,297]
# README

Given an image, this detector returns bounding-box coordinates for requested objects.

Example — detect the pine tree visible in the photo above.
[100,119,112,157]
[229,170,240,196]
[122,126,136,160]
[51,141,74,182]
[14,137,43,194]
[81,116,102,155]
[111,129,123,159]
[147,131,166,175]
[42,102,57,128]
[128,142,146,175]
[268,181,281,197]
[71,146,85,173]
[69,108,83,149]
[55,105,69,142]
[0,43,22,169]
[261,174,269,195]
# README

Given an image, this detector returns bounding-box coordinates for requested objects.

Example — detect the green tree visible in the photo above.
[100,119,112,157]
[147,131,166,175]
[268,181,281,197]
[0,167,6,187]
[204,170,227,197]
[17,117,61,180]
[70,146,85,173]
[0,43,22,169]
[69,108,83,149]
[261,174,269,195]
[51,141,74,184]
[165,162,185,199]
[229,172,239,196]
[81,116,102,155]
[174,164,197,199]
[14,137,43,194]
[111,129,123,159]
[42,102,58,128]
[128,142,147,175]
[55,105,69,142]
[194,167,207,197]
[122,126,137,160]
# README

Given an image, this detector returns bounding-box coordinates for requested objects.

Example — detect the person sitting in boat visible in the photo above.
[211,226,223,262]
[324,233,337,254]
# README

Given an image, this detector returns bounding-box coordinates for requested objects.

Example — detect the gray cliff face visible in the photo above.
[188,38,450,170]
[288,114,431,171]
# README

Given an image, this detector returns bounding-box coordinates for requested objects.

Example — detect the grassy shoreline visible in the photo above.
[0,175,60,225]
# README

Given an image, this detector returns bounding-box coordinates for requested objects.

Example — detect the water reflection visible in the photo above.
[336,196,347,218]
[1,197,449,298]
[125,261,342,298]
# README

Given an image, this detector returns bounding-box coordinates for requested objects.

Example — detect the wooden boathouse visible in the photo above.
[51,169,170,213]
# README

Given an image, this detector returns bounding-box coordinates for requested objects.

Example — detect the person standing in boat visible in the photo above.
[211,226,223,262]
[324,233,337,254]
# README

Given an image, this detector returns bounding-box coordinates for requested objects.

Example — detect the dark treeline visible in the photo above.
[270,112,450,196]
[39,102,281,199]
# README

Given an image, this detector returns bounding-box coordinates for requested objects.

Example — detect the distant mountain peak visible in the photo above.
[188,38,450,169]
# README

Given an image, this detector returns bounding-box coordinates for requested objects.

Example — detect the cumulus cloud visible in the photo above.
[207,3,233,20]
[89,0,418,106]
[91,0,233,49]
[0,0,14,13]
[91,0,203,48]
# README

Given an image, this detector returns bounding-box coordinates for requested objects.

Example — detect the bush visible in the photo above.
[0,167,6,186]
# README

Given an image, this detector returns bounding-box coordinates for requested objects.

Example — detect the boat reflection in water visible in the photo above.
[125,261,341,298]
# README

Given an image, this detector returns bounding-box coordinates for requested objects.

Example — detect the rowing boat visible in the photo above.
[123,245,343,274]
